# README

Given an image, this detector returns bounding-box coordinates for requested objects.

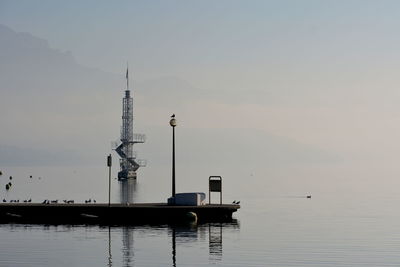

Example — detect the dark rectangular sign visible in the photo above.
[209,180,222,192]
[107,155,112,167]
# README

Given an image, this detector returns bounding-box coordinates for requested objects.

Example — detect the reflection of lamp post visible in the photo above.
[170,115,177,200]
[108,226,112,267]
[172,227,176,267]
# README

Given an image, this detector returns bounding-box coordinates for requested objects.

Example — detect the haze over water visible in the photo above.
[2,0,400,266]
[1,164,400,266]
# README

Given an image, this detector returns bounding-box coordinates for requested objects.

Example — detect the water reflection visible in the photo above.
[108,227,112,267]
[172,227,176,267]
[111,221,240,267]
[119,180,137,204]
[209,223,223,261]
[121,226,134,267]
[2,220,239,267]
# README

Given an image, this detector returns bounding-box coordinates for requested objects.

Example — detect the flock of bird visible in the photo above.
[3,199,31,203]
[5,175,13,191]
[1,170,98,204]
[1,172,43,191]
[1,198,97,204]
[42,199,79,204]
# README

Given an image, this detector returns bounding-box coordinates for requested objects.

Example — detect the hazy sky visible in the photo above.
[3,0,400,79]
[2,0,400,189]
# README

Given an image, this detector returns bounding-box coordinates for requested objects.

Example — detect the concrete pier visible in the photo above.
[0,203,240,224]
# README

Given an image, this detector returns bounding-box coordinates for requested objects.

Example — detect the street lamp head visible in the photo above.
[170,118,177,127]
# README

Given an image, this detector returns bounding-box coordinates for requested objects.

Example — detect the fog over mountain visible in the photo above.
[0,24,333,168]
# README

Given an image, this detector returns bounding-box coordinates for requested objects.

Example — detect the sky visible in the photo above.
[2,0,400,193]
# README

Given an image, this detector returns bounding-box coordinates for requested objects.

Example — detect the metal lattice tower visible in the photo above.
[113,68,146,180]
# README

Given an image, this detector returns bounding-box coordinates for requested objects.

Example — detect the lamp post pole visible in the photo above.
[170,115,177,200]
[172,126,175,197]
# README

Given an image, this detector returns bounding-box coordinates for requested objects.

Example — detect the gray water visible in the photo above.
[1,164,400,266]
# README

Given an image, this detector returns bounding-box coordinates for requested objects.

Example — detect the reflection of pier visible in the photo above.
[169,221,240,265]
[105,221,240,266]
[119,180,137,204]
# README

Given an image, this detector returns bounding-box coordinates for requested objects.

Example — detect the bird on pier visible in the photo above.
[2,199,6,202]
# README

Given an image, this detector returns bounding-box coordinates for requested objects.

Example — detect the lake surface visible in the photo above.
[1,164,400,266]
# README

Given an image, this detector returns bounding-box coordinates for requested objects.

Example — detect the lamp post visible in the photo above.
[170,115,177,200]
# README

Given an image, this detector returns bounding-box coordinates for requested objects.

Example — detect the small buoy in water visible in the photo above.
[0,170,2,175]
[9,176,12,180]
[185,211,198,222]
[29,175,32,178]
[5,184,10,190]
[307,195,312,199]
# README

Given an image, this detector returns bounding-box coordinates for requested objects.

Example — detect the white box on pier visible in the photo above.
[172,192,206,206]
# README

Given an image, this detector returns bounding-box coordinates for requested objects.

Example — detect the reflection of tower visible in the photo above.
[113,67,146,180]
[119,180,137,204]
[121,226,134,267]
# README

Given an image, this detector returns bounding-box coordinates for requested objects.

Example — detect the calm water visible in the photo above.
[1,164,400,266]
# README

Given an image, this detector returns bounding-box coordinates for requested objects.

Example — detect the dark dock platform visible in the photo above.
[0,203,240,225]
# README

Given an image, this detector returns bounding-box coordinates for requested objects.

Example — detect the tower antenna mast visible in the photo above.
[126,62,129,90]
[112,65,146,180]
